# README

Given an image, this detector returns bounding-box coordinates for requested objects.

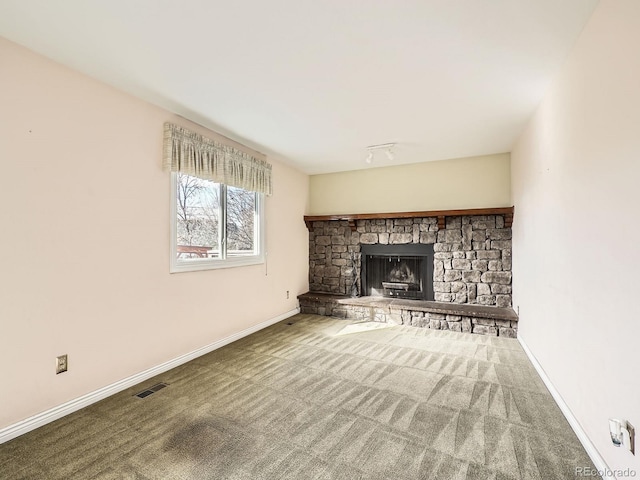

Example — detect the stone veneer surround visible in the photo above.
[309,214,512,307]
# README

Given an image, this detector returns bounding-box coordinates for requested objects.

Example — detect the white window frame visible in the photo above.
[170,172,265,273]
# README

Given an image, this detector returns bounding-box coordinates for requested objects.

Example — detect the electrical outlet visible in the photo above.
[609,418,635,455]
[286,290,290,299]
[56,354,68,374]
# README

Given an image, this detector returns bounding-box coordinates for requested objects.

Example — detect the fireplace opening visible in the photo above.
[361,244,434,300]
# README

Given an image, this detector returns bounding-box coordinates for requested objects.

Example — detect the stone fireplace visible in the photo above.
[299,207,519,337]
[306,212,513,307]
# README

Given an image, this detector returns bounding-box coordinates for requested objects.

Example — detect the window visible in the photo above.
[163,122,271,272]
[170,172,264,272]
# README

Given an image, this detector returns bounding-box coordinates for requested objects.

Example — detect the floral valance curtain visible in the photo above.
[163,122,272,196]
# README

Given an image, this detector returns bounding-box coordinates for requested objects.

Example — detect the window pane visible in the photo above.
[226,185,256,256]
[175,173,220,259]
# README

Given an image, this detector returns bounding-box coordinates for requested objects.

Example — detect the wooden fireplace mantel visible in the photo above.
[304,206,514,231]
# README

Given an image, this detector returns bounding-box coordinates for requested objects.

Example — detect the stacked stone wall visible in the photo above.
[308,214,512,307]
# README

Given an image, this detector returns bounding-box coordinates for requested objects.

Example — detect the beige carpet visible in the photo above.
[0,314,598,479]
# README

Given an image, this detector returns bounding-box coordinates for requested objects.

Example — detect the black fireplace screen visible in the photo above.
[361,244,434,300]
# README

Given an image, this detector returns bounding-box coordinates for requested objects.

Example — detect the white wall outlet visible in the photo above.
[627,422,635,455]
[56,354,68,374]
[286,290,290,299]
[609,418,635,455]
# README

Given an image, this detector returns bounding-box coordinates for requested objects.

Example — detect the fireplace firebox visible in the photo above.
[361,244,434,300]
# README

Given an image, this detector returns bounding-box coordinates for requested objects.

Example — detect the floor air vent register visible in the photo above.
[135,383,169,399]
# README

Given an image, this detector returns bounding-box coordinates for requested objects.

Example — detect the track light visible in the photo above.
[385,148,394,162]
[365,143,396,165]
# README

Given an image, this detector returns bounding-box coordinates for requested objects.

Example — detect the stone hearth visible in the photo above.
[298,292,518,337]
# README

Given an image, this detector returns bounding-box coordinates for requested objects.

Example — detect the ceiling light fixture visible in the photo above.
[385,148,394,162]
[365,143,396,164]
[365,151,374,164]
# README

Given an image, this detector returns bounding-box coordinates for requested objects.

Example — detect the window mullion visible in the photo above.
[220,184,227,260]
[254,192,260,254]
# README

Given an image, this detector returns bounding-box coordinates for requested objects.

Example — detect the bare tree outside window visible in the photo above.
[226,186,256,255]
[176,173,220,258]
[175,173,257,261]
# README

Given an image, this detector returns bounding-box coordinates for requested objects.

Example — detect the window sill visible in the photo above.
[170,255,265,273]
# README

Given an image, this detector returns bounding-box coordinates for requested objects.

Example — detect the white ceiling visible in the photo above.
[0,0,598,174]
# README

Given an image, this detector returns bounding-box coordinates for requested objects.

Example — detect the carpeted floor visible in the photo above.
[0,314,598,479]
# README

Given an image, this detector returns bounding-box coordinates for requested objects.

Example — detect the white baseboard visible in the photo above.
[0,308,300,445]
[518,335,615,479]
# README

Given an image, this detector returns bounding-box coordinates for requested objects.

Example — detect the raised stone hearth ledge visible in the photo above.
[298,292,519,337]
[304,206,514,231]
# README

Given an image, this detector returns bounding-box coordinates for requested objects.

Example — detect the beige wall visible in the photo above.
[0,37,309,429]
[308,153,511,215]
[512,0,640,473]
